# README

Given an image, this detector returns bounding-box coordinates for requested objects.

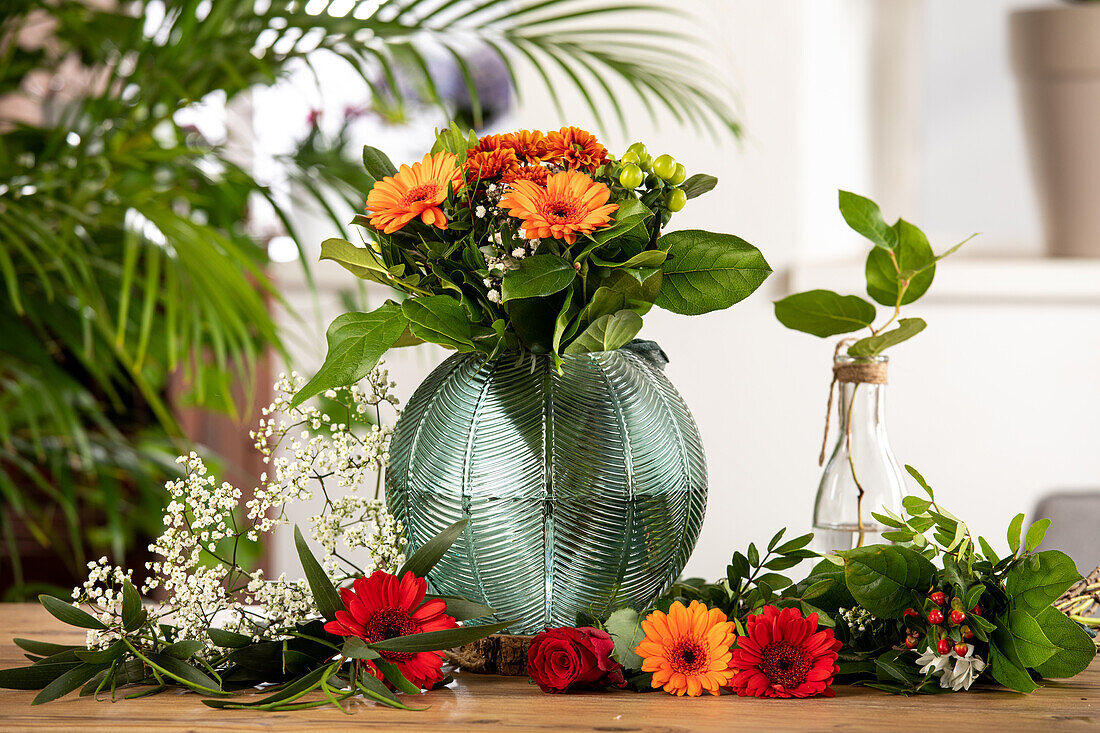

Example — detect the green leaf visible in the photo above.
[774,290,876,338]
[369,619,517,653]
[1008,513,1025,555]
[905,465,935,499]
[143,652,223,694]
[32,663,104,705]
[401,296,475,351]
[901,495,932,515]
[993,609,1056,669]
[289,303,409,409]
[502,254,576,302]
[774,533,813,554]
[319,238,392,285]
[837,545,936,618]
[294,525,342,622]
[838,190,897,250]
[13,639,80,658]
[654,230,771,315]
[1024,518,1051,553]
[0,662,80,690]
[563,310,643,354]
[361,145,397,185]
[865,219,935,306]
[207,628,252,648]
[163,640,205,660]
[1004,550,1081,615]
[38,595,106,630]
[1032,606,1097,678]
[680,174,718,200]
[988,640,1039,693]
[341,637,380,661]
[424,594,495,622]
[847,318,926,357]
[121,579,142,632]
[575,199,653,253]
[398,518,469,579]
[590,249,667,269]
[374,658,423,694]
[202,663,332,709]
[74,641,125,664]
[604,608,645,670]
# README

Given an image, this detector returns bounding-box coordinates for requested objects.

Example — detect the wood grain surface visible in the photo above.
[0,603,1096,732]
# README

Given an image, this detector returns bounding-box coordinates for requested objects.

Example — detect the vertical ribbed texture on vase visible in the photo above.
[386,347,707,634]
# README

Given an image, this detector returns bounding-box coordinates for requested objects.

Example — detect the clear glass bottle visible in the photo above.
[813,354,905,553]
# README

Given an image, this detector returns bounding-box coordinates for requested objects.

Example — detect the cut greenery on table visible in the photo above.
[774,191,974,356]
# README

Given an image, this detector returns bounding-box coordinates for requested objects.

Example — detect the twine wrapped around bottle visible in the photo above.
[819,342,889,465]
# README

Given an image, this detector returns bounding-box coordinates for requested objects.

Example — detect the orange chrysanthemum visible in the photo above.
[544,126,609,172]
[500,129,548,164]
[464,147,518,182]
[502,164,550,187]
[366,151,462,234]
[635,601,735,697]
[498,170,618,245]
[473,133,504,152]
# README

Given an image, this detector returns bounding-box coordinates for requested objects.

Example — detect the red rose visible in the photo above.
[527,626,627,693]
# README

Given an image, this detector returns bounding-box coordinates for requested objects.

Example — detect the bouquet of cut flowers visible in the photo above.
[292,123,770,407]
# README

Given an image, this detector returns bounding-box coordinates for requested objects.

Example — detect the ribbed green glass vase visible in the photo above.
[385,342,707,633]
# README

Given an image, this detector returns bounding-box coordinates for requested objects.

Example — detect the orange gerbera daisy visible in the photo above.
[500,129,548,164]
[544,126,609,172]
[635,600,735,697]
[498,170,618,245]
[502,164,549,186]
[366,151,462,234]
[464,147,518,182]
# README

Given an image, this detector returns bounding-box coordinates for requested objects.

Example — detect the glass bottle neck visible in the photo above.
[837,381,887,432]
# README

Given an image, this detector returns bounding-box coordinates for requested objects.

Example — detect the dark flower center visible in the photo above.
[669,638,707,675]
[544,199,579,222]
[403,184,438,205]
[760,640,812,689]
[365,607,419,661]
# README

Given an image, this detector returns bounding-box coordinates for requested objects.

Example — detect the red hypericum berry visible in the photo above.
[905,636,919,649]
[903,608,918,618]
[929,591,946,605]
[937,638,951,655]
[971,604,982,616]
[961,625,974,640]
[954,642,969,657]
[928,609,944,625]
[949,609,966,625]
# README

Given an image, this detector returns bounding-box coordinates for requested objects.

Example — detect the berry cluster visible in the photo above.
[612,142,690,217]
[903,588,983,656]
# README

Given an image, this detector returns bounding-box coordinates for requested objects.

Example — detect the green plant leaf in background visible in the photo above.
[293,526,343,622]
[992,609,1056,669]
[319,238,394,286]
[604,607,645,670]
[361,145,398,187]
[290,303,408,409]
[502,255,577,302]
[837,544,935,618]
[839,190,897,250]
[1032,606,1097,678]
[680,174,719,201]
[847,318,927,357]
[774,290,877,338]
[654,230,772,315]
[38,595,107,631]
[401,296,475,351]
[865,219,936,306]
[988,640,1040,693]
[398,518,469,579]
[1004,550,1081,615]
[564,310,643,354]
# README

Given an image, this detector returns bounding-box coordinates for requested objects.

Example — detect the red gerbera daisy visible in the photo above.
[728,605,842,698]
[323,570,458,690]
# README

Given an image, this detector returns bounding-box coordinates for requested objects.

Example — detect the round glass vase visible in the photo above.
[385,342,707,634]
[813,354,905,553]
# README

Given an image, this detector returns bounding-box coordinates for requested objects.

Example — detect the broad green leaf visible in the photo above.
[680,174,718,200]
[1007,513,1025,555]
[369,619,517,653]
[901,495,932,515]
[33,663,104,705]
[993,609,1056,669]
[988,641,1039,693]
[1032,606,1096,678]
[847,318,926,357]
[424,594,495,622]
[774,290,876,338]
[654,230,771,315]
[401,296,475,351]
[207,628,252,648]
[121,579,142,632]
[837,544,936,618]
[590,249,667,269]
[341,637,380,661]
[1025,518,1051,553]
[563,310,643,354]
[502,254,576,302]
[319,238,391,285]
[838,190,896,250]
[294,525,343,622]
[362,144,397,186]
[398,518,469,578]
[604,607,645,670]
[575,198,653,254]
[1004,550,1081,615]
[865,219,935,306]
[38,595,106,630]
[289,303,408,409]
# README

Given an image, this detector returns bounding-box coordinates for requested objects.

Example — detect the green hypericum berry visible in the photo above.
[626,142,648,159]
[664,188,687,212]
[670,163,687,185]
[653,154,676,180]
[619,164,644,189]
[639,153,653,172]
[619,150,640,166]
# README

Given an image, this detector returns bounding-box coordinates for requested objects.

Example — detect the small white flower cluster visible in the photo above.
[916,644,987,691]
[73,367,406,650]
[838,605,875,635]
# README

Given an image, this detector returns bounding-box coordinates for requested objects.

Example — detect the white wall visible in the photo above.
[270,0,1100,581]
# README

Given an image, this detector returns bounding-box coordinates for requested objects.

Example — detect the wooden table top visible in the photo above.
[0,603,1096,732]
